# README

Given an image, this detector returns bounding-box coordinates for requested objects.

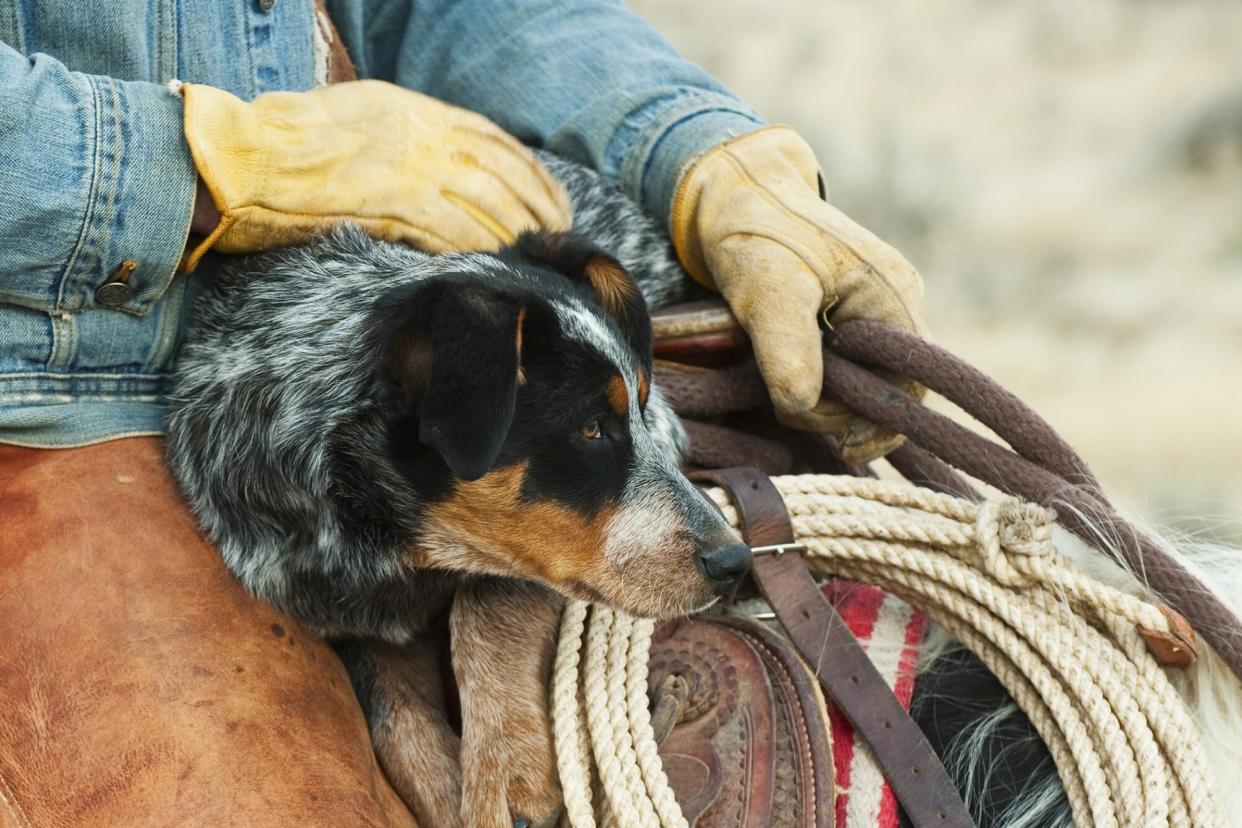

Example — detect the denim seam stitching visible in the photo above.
[47,311,76,369]
[242,1,260,98]
[157,0,177,82]
[0,429,165,450]
[145,278,184,368]
[0,4,21,53]
[0,372,172,381]
[95,77,125,292]
[105,85,189,321]
[628,104,763,213]
[55,75,104,313]
[616,93,759,194]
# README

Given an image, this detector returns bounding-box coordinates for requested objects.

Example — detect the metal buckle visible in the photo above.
[749,542,807,557]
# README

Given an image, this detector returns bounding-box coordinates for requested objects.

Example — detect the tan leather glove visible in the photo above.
[179,80,571,271]
[671,125,927,464]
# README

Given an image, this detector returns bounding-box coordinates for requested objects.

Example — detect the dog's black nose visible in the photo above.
[698,542,753,592]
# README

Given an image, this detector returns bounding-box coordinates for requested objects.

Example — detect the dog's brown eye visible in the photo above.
[579,420,603,440]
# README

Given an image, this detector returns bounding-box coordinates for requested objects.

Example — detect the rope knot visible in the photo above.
[974,498,1057,586]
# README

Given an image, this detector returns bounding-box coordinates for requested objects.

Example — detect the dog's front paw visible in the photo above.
[493,703,562,826]
[513,805,563,828]
[452,579,565,828]
[455,684,562,827]
[337,637,466,828]
[459,708,562,828]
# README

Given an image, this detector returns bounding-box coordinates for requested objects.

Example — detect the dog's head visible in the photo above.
[373,231,750,618]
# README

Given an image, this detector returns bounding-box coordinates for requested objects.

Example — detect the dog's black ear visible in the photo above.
[511,231,653,373]
[383,280,524,481]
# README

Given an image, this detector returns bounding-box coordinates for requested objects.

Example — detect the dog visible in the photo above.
[165,152,751,826]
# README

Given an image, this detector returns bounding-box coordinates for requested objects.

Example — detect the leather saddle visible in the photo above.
[648,304,977,828]
[648,613,835,828]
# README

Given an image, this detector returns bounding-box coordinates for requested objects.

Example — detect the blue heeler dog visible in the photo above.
[165,152,752,827]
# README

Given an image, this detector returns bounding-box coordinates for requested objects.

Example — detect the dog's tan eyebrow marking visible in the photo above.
[637,368,650,408]
[584,255,635,319]
[515,306,527,386]
[606,374,629,416]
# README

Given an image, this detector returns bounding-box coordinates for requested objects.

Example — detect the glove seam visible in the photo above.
[714,153,921,332]
[451,123,568,214]
[181,214,234,274]
[209,203,515,231]
[670,125,810,290]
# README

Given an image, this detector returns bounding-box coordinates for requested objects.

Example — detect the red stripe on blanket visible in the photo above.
[894,605,927,709]
[822,580,885,826]
[819,580,927,828]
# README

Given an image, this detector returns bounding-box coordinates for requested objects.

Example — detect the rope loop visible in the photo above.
[974,498,1057,587]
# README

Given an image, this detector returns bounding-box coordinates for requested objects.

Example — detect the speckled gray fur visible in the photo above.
[166,153,700,641]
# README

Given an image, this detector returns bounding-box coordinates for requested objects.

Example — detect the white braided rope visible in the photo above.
[606,612,661,828]
[551,473,1225,828]
[553,601,689,828]
[624,617,687,827]
[553,600,597,828]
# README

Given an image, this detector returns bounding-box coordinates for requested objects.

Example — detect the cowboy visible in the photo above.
[0,1,925,823]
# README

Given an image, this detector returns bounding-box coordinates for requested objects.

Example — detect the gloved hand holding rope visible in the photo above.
[671,127,928,463]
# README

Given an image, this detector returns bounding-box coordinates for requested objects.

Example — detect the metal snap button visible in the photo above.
[96,260,137,307]
[96,281,135,306]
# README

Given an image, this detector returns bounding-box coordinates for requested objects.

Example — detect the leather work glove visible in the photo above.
[671,125,928,464]
[179,80,572,271]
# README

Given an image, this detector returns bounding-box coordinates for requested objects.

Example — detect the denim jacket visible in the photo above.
[0,0,764,447]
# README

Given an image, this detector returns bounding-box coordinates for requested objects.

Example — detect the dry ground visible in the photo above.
[633,0,1242,541]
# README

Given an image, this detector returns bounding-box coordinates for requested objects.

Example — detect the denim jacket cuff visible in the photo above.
[70,78,198,317]
[615,91,766,230]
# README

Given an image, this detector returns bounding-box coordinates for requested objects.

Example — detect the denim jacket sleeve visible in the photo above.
[326,0,766,228]
[0,43,197,317]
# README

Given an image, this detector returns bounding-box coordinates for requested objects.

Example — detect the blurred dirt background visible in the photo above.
[633,0,1242,541]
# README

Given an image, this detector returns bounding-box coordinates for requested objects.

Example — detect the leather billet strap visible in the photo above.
[692,466,977,828]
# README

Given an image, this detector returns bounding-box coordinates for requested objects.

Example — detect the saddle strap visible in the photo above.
[692,466,977,828]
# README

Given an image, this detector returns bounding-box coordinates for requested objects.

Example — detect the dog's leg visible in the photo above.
[336,636,464,828]
[451,578,565,828]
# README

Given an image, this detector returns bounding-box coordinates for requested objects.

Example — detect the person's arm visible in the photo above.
[0,40,568,299]
[325,0,766,229]
[330,1,930,462]
[0,44,196,315]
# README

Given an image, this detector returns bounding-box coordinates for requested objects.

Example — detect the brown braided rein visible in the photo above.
[652,302,1242,686]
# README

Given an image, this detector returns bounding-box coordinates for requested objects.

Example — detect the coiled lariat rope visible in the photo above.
[554,602,685,828]
[551,474,1224,828]
[650,314,1242,685]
